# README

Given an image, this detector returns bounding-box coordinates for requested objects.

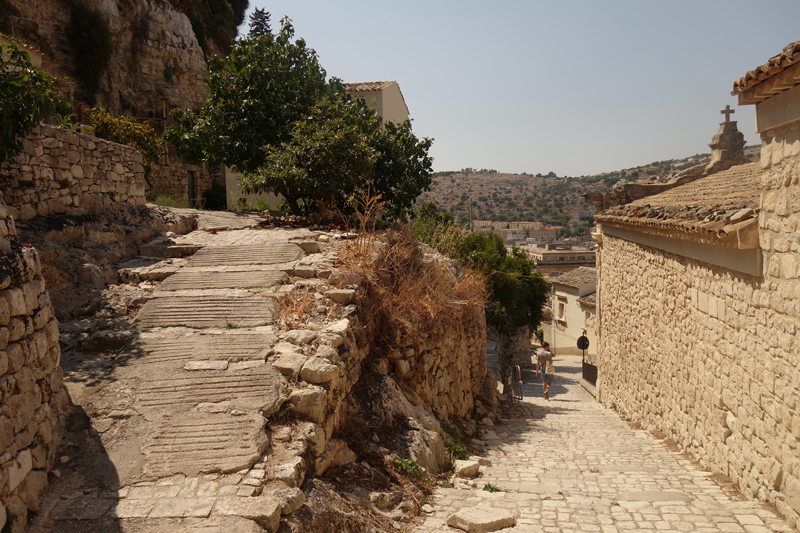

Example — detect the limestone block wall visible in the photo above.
[597,235,800,525]
[0,124,146,221]
[0,202,68,531]
[383,308,487,420]
[147,151,215,204]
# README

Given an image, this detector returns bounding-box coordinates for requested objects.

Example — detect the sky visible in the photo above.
[240,1,800,176]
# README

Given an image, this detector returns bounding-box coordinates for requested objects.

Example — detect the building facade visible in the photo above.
[593,42,800,526]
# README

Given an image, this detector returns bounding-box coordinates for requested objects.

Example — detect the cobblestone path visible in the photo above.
[413,353,797,533]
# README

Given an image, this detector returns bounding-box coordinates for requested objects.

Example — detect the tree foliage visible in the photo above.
[413,208,548,335]
[166,17,433,219]
[0,37,58,164]
[248,8,272,38]
[87,107,163,178]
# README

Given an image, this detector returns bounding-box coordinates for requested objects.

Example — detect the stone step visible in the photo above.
[143,413,268,478]
[133,295,277,328]
[119,333,275,366]
[186,244,303,267]
[156,269,287,292]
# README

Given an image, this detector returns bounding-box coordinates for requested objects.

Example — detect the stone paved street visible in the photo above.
[412,354,797,533]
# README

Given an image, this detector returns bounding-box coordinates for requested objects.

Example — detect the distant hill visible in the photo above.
[422,146,762,231]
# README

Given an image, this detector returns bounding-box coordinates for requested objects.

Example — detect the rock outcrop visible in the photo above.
[8,0,208,118]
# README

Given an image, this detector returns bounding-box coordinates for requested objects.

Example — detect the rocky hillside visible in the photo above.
[6,0,216,120]
[418,172,602,228]
[423,146,761,228]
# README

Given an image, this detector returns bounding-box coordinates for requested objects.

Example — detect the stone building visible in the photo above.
[592,42,800,526]
[344,80,410,125]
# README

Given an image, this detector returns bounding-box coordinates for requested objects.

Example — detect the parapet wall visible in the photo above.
[0,201,67,531]
[597,234,799,526]
[0,124,146,220]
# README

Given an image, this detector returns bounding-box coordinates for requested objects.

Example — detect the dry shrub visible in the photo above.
[277,286,319,329]
[341,224,486,348]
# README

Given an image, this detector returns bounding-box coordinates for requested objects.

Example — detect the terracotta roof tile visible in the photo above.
[733,41,800,95]
[551,267,597,289]
[595,162,762,236]
[577,292,596,307]
[344,80,396,92]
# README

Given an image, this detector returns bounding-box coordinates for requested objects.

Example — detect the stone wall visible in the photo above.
[378,307,487,421]
[0,202,68,531]
[0,124,146,220]
[148,152,216,205]
[597,234,800,525]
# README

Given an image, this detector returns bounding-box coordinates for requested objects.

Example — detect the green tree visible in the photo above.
[166,18,432,219]
[239,93,377,216]
[166,18,328,173]
[248,8,272,37]
[0,38,58,164]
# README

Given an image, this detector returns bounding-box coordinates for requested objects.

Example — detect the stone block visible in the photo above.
[17,469,47,511]
[212,495,280,531]
[0,288,26,316]
[272,352,307,380]
[446,507,516,533]
[324,289,355,305]
[20,281,40,314]
[288,386,326,424]
[7,318,25,343]
[454,459,480,479]
[272,487,305,515]
[300,357,339,384]
[283,329,317,345]
[6,449,32,491]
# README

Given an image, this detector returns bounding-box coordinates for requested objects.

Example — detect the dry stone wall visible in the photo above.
[0,200,68,532]
[0,124,146,220]
[597,234,800,526]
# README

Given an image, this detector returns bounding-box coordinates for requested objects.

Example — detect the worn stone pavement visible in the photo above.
[412,353,797,533]
[31,214,335,532]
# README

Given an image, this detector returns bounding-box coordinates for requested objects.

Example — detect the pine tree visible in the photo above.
[248,8,272,38]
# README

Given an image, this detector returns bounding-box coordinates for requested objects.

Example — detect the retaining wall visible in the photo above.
[0,124,146,220]
[0,200,67,532]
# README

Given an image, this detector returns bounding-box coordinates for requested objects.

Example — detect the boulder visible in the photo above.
[454,459,480,479]
[273,352,308,380]
[284,329,317,345]
[446,507,517,533]
[300,357,339,384]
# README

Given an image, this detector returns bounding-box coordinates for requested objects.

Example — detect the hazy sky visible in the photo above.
[241,1,800,176]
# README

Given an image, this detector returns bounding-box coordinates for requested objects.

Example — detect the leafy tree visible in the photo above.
[167,17,432,219]
[0,38,58,164]
[248,8,272,37]
[166,18,327,173]
[239,93,377,216]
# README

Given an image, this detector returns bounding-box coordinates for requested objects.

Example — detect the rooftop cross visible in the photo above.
[721,104,735,122]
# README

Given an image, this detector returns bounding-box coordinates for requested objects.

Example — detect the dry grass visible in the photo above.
[340,224,486,348]
[276,286,319,329]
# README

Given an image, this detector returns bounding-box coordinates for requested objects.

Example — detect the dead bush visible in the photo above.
[340,224,486,349]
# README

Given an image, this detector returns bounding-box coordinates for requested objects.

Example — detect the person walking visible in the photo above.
[537,342,555,399]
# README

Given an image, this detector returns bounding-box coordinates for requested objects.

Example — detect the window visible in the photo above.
[558,302,566,320]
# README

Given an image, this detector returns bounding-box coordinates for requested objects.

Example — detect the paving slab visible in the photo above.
[156,269,287,291]
[133,295,277,328]
[182,244,303,267]
[411,353,798,533]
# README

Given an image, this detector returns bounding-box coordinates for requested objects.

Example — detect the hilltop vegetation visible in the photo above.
[423,146,761,229]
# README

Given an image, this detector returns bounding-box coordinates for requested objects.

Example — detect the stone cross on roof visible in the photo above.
[721,104,735,122]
